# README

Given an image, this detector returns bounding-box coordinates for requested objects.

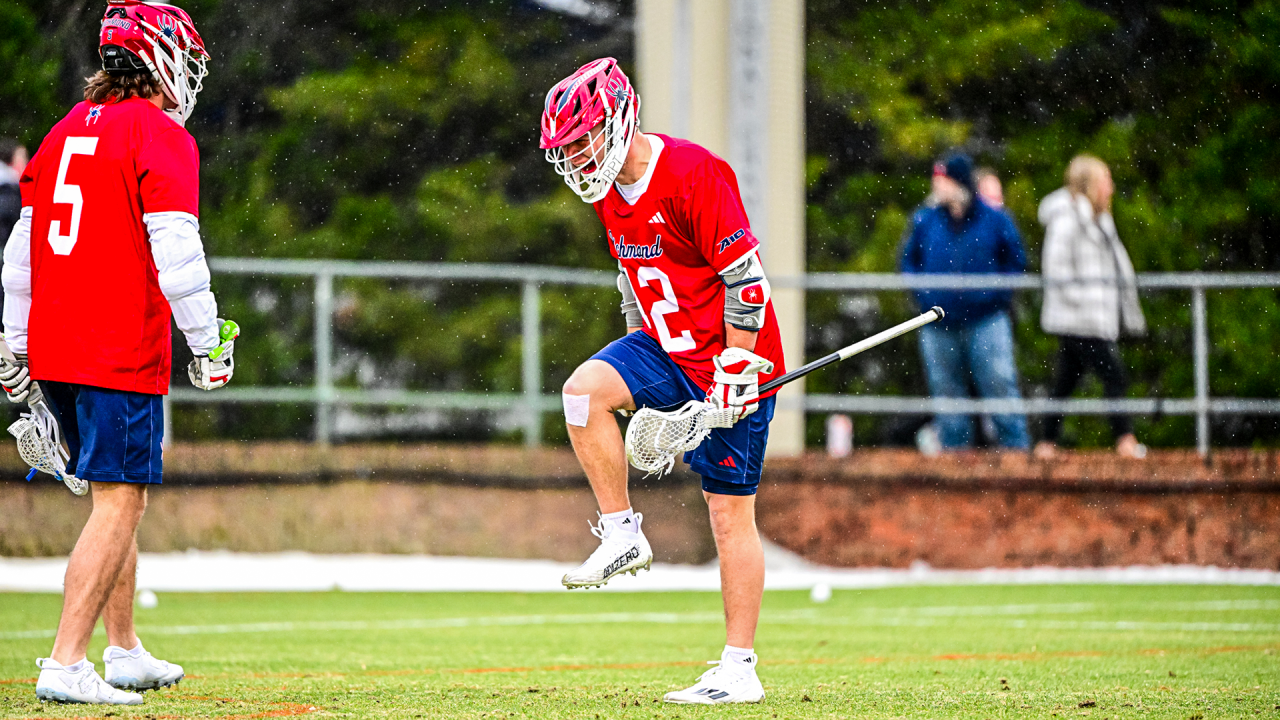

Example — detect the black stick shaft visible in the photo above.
[759,306,944,394]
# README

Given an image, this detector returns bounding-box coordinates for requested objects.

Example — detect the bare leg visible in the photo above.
[563,359,636,514]
[102,540,140,650]
[50,483,147,665]
[705,492,764,648]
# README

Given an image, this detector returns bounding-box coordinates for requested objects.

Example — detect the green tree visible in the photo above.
[191,6,631,441]
[0,1,61,145]
[7,0,1276,447]
[7,0,631,442]
[806,0,1280,447]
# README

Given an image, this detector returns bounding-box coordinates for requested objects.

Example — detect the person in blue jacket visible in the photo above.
[900,152,1030,450]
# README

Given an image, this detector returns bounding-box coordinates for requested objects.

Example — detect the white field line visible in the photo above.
[1011,619,1280,633]
[1165,599,1280,611]
[782,616,1280,633]
[849,599,1280,616]
[3,601,1277,642]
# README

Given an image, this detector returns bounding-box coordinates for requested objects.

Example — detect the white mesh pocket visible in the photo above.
[8,405,88,496]
[9,417,58,475]
[624,400,717,476]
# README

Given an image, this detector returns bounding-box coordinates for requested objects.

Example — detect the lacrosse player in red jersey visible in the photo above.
[541,58,786,704]
[0,1,235,705]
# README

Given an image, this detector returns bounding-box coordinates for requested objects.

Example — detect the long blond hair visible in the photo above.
[1065,154,1111,214]
[83,70,161,105]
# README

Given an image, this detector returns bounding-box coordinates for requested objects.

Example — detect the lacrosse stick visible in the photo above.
[624,306,945,475]
[0,336,87,496]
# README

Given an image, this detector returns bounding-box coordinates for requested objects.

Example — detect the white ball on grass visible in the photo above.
[809,582,832,603]
[136,589,158,609]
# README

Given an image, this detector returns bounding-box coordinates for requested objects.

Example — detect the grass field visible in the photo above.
[1,585,1278,719]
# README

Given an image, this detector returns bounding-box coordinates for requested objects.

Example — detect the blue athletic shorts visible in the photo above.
[592,331,774,496]
[40,381,164,484]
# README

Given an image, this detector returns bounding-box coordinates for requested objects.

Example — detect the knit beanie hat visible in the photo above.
[933,152,975,194]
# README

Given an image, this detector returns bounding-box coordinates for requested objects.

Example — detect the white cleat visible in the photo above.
[35,658,144,705]
[104,645,184,691]
[561,512,653,589]
[663,652,765,705]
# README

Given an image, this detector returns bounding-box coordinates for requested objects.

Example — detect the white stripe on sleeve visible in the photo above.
[2,207,33,354]
[145,211,219,354]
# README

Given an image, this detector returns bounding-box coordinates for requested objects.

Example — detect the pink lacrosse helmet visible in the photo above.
[98,0,209,124]
[540,58,639,203]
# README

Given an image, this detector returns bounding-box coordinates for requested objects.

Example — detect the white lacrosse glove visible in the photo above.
[0,353,32,404]
[187,319,238,391]
[706,347,775,424]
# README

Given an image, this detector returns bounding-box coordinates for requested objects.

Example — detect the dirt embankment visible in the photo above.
[2,444,1277,569]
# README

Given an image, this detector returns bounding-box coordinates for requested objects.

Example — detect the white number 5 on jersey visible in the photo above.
[49,137,99,255]
[635,266,696,353]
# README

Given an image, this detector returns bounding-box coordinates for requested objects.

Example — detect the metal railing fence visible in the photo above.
[165,260,1280,456]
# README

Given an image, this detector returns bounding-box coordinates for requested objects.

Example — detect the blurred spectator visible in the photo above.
[0,139,23,246]
[0,139,25,318]
[1034,155,1147,460]
[901,152,1030,451]
[974,166,1004,208]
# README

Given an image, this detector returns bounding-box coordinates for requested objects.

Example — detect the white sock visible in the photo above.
[62,658,90,673]
[601,508,638,534]
[104,642,143,661]
[722,645,757,670]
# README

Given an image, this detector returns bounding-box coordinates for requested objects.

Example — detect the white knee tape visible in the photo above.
[563,393,591,427]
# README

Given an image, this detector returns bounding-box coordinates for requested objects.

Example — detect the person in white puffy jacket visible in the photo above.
[1034,155,1147,460]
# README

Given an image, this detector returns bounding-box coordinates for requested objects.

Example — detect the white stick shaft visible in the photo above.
[836,308,943,360]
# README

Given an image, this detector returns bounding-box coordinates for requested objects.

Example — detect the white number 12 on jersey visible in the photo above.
[635,266,696,353]
[49,137,99,256]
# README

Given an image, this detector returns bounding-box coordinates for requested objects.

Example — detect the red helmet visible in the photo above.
[540,58,639,203]
[98,0,208,125]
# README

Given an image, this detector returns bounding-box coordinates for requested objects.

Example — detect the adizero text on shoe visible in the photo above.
[561,512,653,589]
[35,658,144,705]
[663,658,765,705]
[104,646,184,691]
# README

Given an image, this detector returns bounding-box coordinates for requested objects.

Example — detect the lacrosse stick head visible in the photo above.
[8,417,88,496]
[624,400,729,476]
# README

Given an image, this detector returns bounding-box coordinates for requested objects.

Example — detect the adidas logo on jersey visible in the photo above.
[648,212,666,224]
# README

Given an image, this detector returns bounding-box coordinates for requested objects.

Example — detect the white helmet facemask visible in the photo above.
[544,90,638,203]
[136,15,208,125]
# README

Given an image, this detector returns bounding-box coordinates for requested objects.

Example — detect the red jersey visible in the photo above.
[593,135,785,394]
[20,98,199,394]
